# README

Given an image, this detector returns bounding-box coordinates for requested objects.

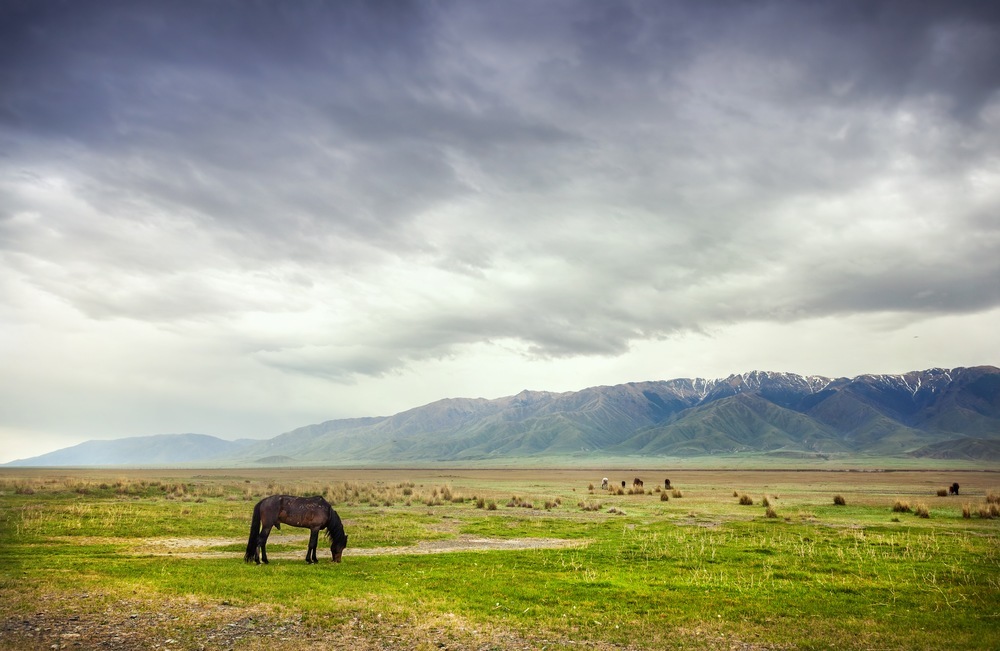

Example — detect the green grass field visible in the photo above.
[1,468,998,650]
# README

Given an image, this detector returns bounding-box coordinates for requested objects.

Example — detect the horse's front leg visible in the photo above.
[307,529,319,564]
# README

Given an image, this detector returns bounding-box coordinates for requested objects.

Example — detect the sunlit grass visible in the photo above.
[2,468,998,650]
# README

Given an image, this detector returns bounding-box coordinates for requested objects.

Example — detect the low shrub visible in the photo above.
[914,503,930,518]
[936,488,948,497]
[660,492,669,502]
[671,489,683,498]
[892,500,912,513]
[963,504,972,519]
[834,495,846,506]
[739,494,754,506]
[765,506,778,518]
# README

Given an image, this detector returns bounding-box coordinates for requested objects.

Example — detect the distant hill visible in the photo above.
[5,433,255,466]
[7,366,1000,466]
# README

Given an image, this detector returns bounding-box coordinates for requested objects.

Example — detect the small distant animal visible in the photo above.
[245,495,348,565]
[664,478,671,489]
[950,482,960,495]
[621,480,626,488]
[633,478,643,489]
[601,478,609,490]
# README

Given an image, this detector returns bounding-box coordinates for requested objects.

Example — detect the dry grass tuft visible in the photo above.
[914,502,930,518]
[978,503,999,519]
[738,494,754,506]
[833,495,846,506]
[892,500,912,513]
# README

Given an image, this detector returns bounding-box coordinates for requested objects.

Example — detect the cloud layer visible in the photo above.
[2,1,998,459]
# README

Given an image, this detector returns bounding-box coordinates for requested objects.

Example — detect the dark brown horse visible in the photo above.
[244,495,348,564]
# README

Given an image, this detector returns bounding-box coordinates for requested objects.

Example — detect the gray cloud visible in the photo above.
[1,0,998,392]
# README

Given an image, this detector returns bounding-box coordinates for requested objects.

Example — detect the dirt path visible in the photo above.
[142,534,588,559]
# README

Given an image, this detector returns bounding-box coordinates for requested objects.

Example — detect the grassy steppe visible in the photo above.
[1,468,998,650]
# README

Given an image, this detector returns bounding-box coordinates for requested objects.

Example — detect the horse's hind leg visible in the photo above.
[259,524,274,564]
[307,530,319,564]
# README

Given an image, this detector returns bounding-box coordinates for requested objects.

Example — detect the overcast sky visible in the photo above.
[2,0,999,463]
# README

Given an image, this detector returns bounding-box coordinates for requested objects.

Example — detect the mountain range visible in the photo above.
[7,366,1000,466]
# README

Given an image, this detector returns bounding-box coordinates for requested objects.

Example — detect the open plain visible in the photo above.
[1,467,998,650]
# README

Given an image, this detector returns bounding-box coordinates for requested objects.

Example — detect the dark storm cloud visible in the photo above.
[1,0,998,379]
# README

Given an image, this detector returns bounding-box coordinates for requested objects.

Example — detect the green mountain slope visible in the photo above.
[9,366,999,466]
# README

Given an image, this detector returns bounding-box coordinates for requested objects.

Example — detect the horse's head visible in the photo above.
[330,531,348,563]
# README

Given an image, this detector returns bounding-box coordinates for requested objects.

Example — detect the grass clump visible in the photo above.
[914,502,930,518]
[671,489,683,498]
[833,495,846,506]
[937,488,948,497]
[738,494,754,506]
[660,492,669,502]
[892,500,912,513]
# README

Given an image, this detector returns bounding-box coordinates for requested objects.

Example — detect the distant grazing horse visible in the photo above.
[621,480,626,488]
[601,478,609,490]
[244,495,348,565]
[950,482,960,495]
[633,478,644,489]
[664,478,671,489]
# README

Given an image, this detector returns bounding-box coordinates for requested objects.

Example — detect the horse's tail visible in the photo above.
[244,500,262,563]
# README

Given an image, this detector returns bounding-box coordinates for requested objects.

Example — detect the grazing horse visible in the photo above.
[244,495,348,565]
[601,478,609,490]
[633,478,644,489]
[950,482,960,495]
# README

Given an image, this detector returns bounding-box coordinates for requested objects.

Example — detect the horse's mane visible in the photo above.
[324,503,347,546]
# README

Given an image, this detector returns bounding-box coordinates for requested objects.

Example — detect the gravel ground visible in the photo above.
[0,591,645,651]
